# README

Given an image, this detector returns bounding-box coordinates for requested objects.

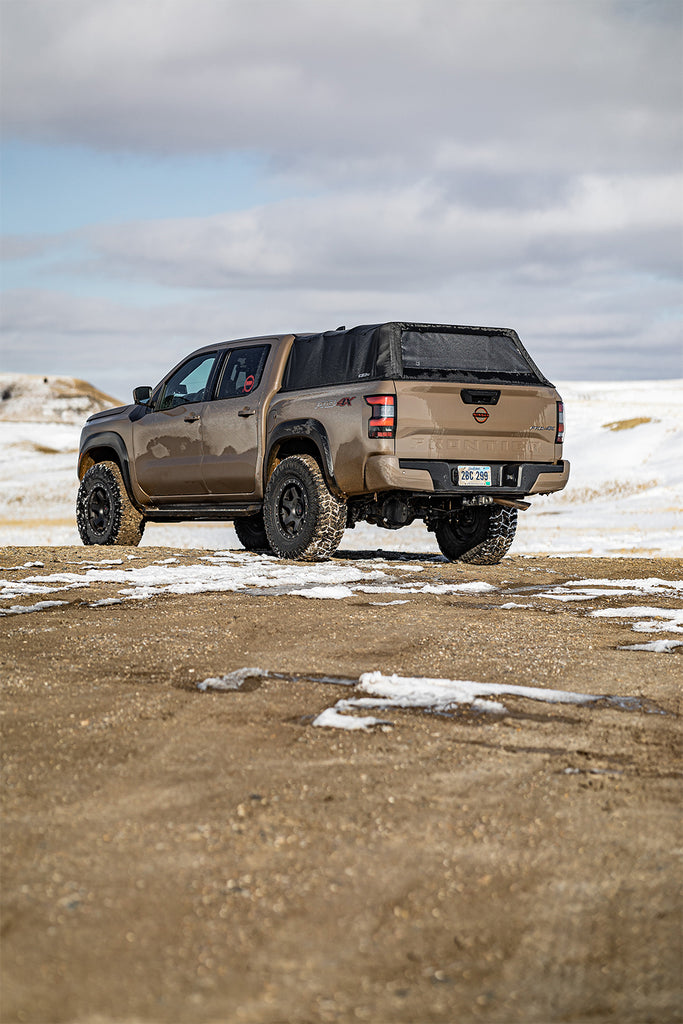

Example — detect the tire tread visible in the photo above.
[263,454,346,561]
[76,461,144,546]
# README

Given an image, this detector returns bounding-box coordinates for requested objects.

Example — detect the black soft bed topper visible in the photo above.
[280,321,551,391]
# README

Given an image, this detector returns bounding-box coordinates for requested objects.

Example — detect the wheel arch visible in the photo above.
[78,433,139,509]
[265,420,341,495]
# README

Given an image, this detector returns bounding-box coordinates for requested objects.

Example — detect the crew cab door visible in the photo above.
[201,343,271,497]
[131,352,220,499]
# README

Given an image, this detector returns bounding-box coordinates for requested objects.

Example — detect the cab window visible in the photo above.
[157,353,219,411]
[215,346,270,401]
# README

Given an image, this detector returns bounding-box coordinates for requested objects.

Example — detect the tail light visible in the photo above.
[556,401,565,444]
[365,394,396,439]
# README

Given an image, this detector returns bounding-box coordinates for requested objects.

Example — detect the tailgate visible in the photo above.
[394,381,559,462]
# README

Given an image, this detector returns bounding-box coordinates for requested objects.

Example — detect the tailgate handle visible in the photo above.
[460,389,500,405]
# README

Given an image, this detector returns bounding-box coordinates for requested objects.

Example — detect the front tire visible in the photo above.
[434,505,517,565]
[263,454,346,561]
[76,461,145,546]
[234,512,271,553]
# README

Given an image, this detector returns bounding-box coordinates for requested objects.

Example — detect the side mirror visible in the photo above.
[133,386,152,405]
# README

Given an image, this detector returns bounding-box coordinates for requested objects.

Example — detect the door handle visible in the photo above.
[238,407,256,417]
[184,413,201,422]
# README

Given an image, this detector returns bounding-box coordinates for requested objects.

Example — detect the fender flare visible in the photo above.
[266,419,340,494]
[79,432,141,510]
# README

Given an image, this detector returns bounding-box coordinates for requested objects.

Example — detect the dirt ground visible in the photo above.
[1,546,681,1024]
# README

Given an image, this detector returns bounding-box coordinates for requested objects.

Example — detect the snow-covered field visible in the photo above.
[0,375,681,557]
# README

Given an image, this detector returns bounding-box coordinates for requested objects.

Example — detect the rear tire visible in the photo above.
[234,512,271,553]
[435,505,517,565]
[263,454,346,561]
[76,461,145,546]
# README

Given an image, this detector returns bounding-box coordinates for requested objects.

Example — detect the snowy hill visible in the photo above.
[0,373,121,424]
[515,380,683,557]
[0,377,681,556]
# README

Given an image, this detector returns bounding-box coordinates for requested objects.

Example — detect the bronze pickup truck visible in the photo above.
[76,322,569,563]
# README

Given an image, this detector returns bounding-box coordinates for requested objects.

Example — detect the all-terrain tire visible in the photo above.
[234,512,271,553]
[76,461,145,546]
[434,505,517,565]
[263,454,346,561]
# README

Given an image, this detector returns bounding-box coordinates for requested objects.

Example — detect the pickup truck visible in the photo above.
[76,321,569,563]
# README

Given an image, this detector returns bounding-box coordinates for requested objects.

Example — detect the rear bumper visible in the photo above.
[364,455,435,492]
[528,461,570,494]
[365,456,569,496]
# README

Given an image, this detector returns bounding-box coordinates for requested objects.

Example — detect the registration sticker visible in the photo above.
[458,465,492,486]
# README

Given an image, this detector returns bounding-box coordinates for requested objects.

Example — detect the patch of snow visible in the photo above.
[416,581,497,595]
[287,585,356,599]
[198,667,269,691]
[356,672,602,708]
[65,559,125,567]
[0,580,80,598]
[0,600,68,617]
[193,664,666,730]
[0,561,45,571]
[0,556,502,616]
[619,639,683,653]
[369,600,410,606]
[309,670,657,729]
[355,581,496,597]
[471,698,508,714]
[537,578,683,602]
[590,606,683,633]
[570,577,683,593]
[312,707,391,730]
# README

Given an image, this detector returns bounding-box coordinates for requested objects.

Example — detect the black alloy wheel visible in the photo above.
[278,481,309,538]
[86,484,113,536]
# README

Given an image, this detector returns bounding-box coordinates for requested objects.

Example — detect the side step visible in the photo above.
[144,503,262,523]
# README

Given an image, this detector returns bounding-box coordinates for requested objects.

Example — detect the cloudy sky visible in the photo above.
[1,0,681,400]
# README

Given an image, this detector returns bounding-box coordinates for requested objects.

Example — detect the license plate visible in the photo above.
[458,465,492,486]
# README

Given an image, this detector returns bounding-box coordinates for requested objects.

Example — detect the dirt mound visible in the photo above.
[0,373,122,423]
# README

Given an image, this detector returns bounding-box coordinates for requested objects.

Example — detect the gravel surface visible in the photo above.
[1,547,681,1024]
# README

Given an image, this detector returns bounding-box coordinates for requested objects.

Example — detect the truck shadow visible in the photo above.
[335,548,445,563]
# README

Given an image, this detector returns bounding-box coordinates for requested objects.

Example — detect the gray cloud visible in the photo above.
[1,0,681,387]
[2,0,680,178]
[0,234,59,261]
[69,172,679,292]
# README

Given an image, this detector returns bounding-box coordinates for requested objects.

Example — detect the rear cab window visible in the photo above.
[399,328,546,385]
[214,345,271,400]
